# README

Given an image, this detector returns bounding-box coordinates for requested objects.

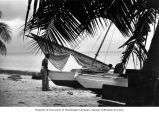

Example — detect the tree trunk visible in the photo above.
[139,21,159,106]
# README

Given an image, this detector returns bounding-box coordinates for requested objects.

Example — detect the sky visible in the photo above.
[0,0,31,53]
[0,0,153,54]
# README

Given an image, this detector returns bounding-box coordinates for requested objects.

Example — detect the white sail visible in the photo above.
[30,33,110,71]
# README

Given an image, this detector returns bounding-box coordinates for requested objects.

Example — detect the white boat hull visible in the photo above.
[48,71,82,88]
[75,73,128,89]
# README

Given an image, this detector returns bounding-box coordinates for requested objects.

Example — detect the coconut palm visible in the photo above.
[24,0,157,66]
[24,0,159,105]
[0,11,11,55]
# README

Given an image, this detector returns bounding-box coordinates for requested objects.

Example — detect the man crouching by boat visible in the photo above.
[41,54,50,91]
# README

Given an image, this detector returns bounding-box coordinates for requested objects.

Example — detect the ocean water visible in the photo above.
[0,52,138,72]
[0,53,44,72]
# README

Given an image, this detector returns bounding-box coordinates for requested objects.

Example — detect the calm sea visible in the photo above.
[0,52,138,72]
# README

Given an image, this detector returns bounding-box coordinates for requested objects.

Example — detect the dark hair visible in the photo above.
[45,54,50,58]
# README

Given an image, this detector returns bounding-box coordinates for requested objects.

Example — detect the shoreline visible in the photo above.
[0,69,39,76]
[0,69,104,107]
[0,69,126,107]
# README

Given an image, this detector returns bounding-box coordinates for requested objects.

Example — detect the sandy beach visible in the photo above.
[0,70,106,107]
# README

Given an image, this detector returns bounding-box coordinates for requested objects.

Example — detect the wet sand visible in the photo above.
[0,71,104,107]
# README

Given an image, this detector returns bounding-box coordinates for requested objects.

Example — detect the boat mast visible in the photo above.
[94,21,113,60]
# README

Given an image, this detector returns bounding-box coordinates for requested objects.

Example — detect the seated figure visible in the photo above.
[114,62,124,74]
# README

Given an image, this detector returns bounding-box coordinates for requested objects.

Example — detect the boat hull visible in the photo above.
[48,71,82,88]
[75,73,128,90]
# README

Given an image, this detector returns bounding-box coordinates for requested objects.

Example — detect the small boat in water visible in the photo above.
[48,71,82,88]
[74,73,128,93]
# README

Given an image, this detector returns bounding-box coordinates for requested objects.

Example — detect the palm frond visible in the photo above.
[24,0,135,38]
[0,11,12,55]
[0,39,7,55]
[0,11,2,18]
[119,8,156,66]
[24,0,159,68]
[27,33,65,54]
[25,0,33,32]
[33,0,39,18]
[0,22,11,43]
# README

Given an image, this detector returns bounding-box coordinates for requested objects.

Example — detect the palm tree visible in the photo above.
[24,0,156,65]
[0,11,11,55]
[24,0,159,105]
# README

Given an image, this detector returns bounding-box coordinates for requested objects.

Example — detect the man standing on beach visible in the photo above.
[41,54,50,91]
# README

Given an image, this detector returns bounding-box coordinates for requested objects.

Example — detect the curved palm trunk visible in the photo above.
[138,21,159,105]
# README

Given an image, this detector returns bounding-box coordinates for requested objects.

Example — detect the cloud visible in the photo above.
[0,0,28,21]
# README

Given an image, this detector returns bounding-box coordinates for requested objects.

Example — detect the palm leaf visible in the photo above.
[24,0,159,68]
[0,11,11,55]
[27,33,67,55]
[25,0,33,32]
[0,22,11,43]
[24,0,136,37]
[119,7,156,66]
[0,11,2,18]
[0,39,7,55]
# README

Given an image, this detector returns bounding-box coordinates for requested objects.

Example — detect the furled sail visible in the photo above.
[29,33,109,71]
[71,53,109,70]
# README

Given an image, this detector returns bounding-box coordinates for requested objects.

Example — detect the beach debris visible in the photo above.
[32,73,42,80]
[53,103,62,106]
[67,91,73,95]
[61,89,66,91]
[18,101,26,105]
[8,74,22,81]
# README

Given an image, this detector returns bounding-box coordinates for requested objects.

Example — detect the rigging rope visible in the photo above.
[104,26,115,62]
[90,31,104,55]
[91,21,113,66]
[94,22,113,60]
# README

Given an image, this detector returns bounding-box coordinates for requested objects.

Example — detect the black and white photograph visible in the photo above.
[0,0,159,112]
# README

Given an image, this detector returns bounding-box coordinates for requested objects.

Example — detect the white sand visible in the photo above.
[0,74,102,107]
